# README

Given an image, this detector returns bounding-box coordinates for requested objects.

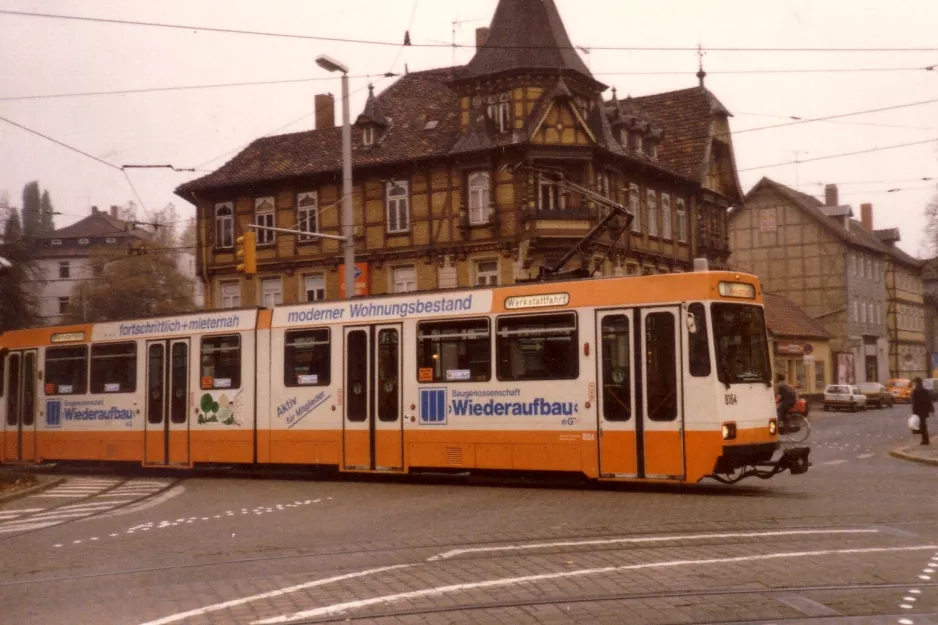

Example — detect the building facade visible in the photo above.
[875,226,926,379]
[176,0,743,308]
[764,292,831,397]
[729,179,890,385]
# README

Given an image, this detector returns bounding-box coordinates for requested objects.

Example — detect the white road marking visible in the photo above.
[0,508,44,514]
[0,522,58,534]
[254,545,938,624]
[823,460,849,466]
[92,485,184,519]
[428,528,879,561]
[857,453,874,459]
[137,565,411,625]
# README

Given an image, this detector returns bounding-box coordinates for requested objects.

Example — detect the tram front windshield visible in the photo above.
[711,303,771,385]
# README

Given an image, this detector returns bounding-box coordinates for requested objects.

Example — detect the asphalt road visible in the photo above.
[1,404,936,625]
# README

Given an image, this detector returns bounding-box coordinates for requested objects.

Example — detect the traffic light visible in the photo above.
[235,231,257,275]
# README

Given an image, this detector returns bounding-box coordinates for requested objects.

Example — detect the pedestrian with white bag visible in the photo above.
[910,377,933,446]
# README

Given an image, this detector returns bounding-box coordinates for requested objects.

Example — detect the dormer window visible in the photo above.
[363,126,375,146]
[629,131,643,152]
[78,238,90,245]
[51,239,62,246]
[486,92,511,134]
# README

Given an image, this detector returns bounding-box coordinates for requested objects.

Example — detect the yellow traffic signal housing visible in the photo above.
[235,231,257,275]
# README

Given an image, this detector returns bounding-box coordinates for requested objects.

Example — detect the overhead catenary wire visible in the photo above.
[3,9,938,53]
[738,137,938,172]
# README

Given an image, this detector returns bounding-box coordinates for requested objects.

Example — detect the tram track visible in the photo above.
[0,476,182,541]
[286,581,938,624]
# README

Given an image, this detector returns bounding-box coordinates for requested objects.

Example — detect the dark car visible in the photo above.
[921,378,938,401]
[857,382,894,409]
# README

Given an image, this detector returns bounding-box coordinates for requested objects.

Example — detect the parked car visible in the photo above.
[857,382,894,409]
[886,378,912,404]
[920,378,938,400]
[823,384,867,412]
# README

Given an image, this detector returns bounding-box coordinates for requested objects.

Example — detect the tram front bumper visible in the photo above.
[711,443,811,483]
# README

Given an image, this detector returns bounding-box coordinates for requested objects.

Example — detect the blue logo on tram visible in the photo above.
[420,388,447,425]
[46,400,62,428]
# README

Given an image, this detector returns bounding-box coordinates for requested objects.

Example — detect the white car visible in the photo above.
[823,384,867,412]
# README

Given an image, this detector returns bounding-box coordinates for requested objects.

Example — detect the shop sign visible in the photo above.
[775,341,804,356]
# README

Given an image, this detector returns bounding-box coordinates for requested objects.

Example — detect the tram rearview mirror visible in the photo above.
[686,313,698,334]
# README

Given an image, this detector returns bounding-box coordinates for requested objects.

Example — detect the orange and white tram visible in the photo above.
[0,270,809,484]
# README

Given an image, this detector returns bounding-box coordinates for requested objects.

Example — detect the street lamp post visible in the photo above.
[315,54,355,300]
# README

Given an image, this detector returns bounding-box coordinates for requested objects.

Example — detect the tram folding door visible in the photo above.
[596,310,638,477]
[3,350,38,463]
[639,306,685,479]
[342,324,403,471]
[144,339,191,466]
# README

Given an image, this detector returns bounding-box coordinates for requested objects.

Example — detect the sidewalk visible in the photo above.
[889,444,938,467]
[0,470,65,504]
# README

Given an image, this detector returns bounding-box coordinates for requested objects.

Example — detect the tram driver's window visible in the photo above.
[417,319,490,382]
[496,313,578,381]
[45,346,88,395]
[90,342,137,393]
[200,335,241,390]
[284,329,331,387]
[687,303,711,377]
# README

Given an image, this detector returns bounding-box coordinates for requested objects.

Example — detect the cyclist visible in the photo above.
[776,374,796,428]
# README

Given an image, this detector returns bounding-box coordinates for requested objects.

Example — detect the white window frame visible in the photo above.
[646,189,658,237]
[58,261,70,279]
[676,198,687,243]
[629,184,641,232]
[297,191,319,240]
[260,276,283,308]
[57,296,70,315]
[303,273,326,302]
[475,259,499,286]
[859,299,866,323]
[363,126,375,146]
[219,281,240,309]
[215,202,234,249]
[468,171,491,225]
[852,298,858,322]
[497,101,511,133]
[386,181,410,234]
[391,266,417,294]
[255,197,276,246]
[850,253,856,276]
[661,193,672,240]
[538,174,562,211]
[596,170,612,199]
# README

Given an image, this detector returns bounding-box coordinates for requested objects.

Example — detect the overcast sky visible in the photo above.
[1,0,936,256]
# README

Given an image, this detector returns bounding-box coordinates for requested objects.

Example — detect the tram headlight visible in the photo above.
[768,418,778,436]
[721,422,737,441]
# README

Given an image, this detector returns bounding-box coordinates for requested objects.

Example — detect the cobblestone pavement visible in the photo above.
[1,405,937,624]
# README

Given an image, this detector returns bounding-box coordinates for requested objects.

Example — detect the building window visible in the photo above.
[661,194,672,240]
[629,131,643,152]
[255,197,276,245]
[676,198,687,243]
[468,171,491,225]
[475,260,499,286]
[51,239,62,246]
[58,296,70,315]
[859,256,865,278]
[363,126,375,146]
[215,202,234,249]
[260,277,282,308]
[867,301,874,325]
[850,254,856,276]
[304,274,325,302]
[297,191,318,240]
[646,189,658,237]
[815,361,826,389]
[219,281,240,309]
[852,298,858,322]
[487,93,511,133]
[58,261,70,279]
[596,170,612,199]
[538,174,563,211]
[386,181,410,233]
[392,266,416,293]
[629,184,641,232]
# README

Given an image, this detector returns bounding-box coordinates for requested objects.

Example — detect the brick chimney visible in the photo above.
[110,205,119,219]
[861,203,873,232]
[476,27,490,50]
[91,205,99,215]
[315,93,335,130]
[825,184,838,207]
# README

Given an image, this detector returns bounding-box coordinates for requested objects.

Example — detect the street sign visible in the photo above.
[338,262,370,297]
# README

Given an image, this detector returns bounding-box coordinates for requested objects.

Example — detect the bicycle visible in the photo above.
[779,412,810,444]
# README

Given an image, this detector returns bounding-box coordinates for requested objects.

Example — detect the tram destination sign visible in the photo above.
[504,293,570,310]
[275,291,494,327]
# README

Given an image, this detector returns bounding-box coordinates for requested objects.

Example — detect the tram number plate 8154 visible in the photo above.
[724,394,738,405]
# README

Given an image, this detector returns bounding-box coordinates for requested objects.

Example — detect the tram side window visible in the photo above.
[646,312,678,421]
[0,353,4,397]
[417,319,490,382]
[601,315,631,421]
[200,335,242,390]
[687,303,712,377]
[284,329,330,387]
[496,313,578,381]
[90,343,137,393]
[45,346,88,395]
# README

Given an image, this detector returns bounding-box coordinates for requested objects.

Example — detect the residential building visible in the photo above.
[874,222,926,379]
[763,292,831,397]
[729,179,889,385]
[176,0,743,307]
[31,206,152,325]
[923,258,938,375]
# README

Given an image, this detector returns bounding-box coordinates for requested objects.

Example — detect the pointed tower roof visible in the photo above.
[356,84,389,127]
[465,0,600,86]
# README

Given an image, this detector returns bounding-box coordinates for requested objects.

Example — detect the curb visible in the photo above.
[889,448,938,467]
[0,476,66,505]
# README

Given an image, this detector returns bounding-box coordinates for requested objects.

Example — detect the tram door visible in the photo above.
[343,324,403,471]
[596,311,638,477]
[639,307,685,479]
[3,351,38,463]
[144,339,191,466]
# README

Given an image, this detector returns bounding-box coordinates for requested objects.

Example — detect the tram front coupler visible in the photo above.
[776,446,811,475]
[711,446,811,484]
